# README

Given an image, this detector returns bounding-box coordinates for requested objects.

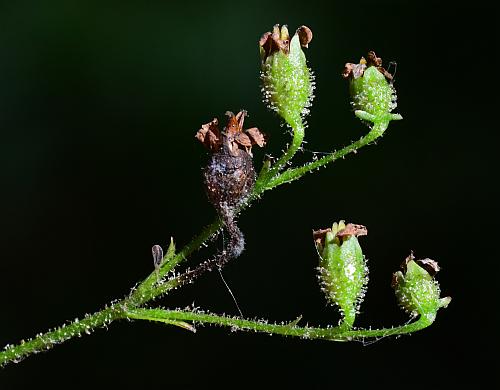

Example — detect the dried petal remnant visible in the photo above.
[259,24,290,60]
[366,51,382,67]
[313,223,367,246]
[313,228,332,246]
[195,118,222,152]
[401,253,441,277]
[245,127,266,148]
[196,111,266,157]
[296,25,313,48]
[336,224,368,238]
[418,258,441,276]
[342,51,393,81]
[342,59,366,79]
[259,24,313,62]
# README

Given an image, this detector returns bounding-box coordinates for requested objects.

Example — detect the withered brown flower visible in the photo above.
[194,111,267,263]
[195,111,266,157]
[342,51,393,81]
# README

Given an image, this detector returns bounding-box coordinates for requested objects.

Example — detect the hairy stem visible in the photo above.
[129,218,222,306]
[125,308,435,341]
[254,121,305,193]
[266,121,388,190]
[0,305,125,366]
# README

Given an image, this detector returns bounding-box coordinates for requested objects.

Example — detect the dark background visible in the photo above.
[0,0,496,388]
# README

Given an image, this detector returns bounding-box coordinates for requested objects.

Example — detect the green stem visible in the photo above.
[340,308,356,331]
[266,121,388,190]
[0,305,125,366]
[254,120,305,194]
[129,219,222,307]
[125,308,435,341]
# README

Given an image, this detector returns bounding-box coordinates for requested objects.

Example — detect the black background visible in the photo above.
[0,0,496,388]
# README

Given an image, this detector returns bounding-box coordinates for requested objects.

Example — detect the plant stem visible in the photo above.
[266,121,388,190]
[125,308,435,341]
[254,121,305,194]
[0,305,125,366]
[129,219,222,307]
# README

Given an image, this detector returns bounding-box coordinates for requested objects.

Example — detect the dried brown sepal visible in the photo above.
[417,258,440,276]
[197,111,266,157]
[195,118,222,152]
[245,127,267,147]
[225,111,266,157]
[313,223,367,246]
[260,24,312,62]
[259,32,272,48]
[336,224,368,238]
[400,253,440,276]
[225,111,243,136]
[391,272,400,288]
[401,252,416,271]
[296,25,313,48]
[366,51,382,67]
[378,67,393,81]
[260,24,290,61]
[313,228,332,246]
[342,51,393,81]
[341,63,354,79]
[366,51,394,80]
[233,132,252,148]
[342,61,367,79]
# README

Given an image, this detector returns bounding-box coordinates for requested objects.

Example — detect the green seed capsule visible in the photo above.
[259,25,314,128]
[314,222,368,328]
[342,51,402,126]
[392,254,451,320]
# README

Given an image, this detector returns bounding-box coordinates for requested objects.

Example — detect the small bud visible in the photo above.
[152,244,163,282]
[152,245,163,269]
[314,221,368,328]
[343,51,402,126]
[392,253,451,320]
[259,25,314,127]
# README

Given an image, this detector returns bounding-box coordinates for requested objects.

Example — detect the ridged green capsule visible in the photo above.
[392,254,451,320]
[342,51,402,126]
[259,25,314,128]
[314,221,368,328]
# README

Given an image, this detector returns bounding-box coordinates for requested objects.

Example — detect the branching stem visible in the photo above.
[125,308,435,341]
[266,121,388,190]
[0,120,392,367]
[259,120,305,184]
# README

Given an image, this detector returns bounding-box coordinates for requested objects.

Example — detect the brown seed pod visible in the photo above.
[189,110,267,277]
[197,111,266,213]
[203,148,256,213]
